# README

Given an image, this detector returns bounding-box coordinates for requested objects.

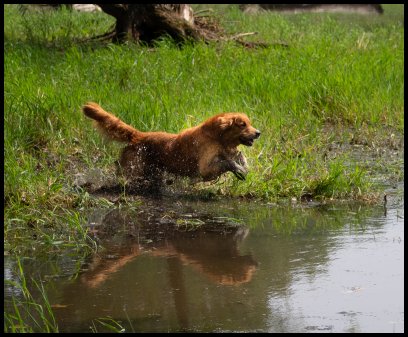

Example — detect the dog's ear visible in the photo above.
[232,116,246,127]
[218,116,233,130]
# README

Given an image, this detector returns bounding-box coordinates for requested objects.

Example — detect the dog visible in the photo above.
[82,102,260,190]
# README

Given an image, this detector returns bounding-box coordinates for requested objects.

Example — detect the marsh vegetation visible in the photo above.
[4,4,404,332]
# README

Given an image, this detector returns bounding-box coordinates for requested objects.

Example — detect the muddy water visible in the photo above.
[4,187,404,333]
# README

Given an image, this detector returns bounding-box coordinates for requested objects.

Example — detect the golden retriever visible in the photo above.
[82,102,260,190]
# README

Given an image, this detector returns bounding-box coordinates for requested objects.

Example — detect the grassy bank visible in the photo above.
[4,4,404,255]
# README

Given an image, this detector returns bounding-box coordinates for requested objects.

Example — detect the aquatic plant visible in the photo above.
[4,258,59,333]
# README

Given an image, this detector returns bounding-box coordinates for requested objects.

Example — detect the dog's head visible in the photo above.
[213,113,261,147]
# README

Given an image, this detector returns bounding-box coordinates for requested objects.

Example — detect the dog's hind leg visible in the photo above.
[120,144,166,193]
[118,145,145,182]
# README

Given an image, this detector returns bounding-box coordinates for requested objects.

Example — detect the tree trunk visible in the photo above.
[96,4,198,44]
[92,4,275,48]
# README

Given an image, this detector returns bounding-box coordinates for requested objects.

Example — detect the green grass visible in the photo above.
[4,4,404,251]
[4,258,59,333]
[5,255,130,333]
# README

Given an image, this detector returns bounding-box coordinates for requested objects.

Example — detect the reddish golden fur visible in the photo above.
[82,102,260,189]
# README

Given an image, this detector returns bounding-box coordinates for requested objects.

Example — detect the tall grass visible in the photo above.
[5,255,130,333]
[4,258,59,333]
[4,4,404,247]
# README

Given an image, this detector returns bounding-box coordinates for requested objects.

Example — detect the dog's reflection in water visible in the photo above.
[81,211,257,288]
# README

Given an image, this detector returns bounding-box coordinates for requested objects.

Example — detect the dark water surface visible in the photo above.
[4,187,404,333]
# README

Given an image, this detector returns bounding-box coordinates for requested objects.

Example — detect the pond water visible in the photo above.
[4,186,404,333]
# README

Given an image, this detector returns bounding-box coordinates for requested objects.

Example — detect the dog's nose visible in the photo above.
[254,130,261,139]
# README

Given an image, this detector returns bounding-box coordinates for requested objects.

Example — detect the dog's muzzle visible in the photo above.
[240,130,261,146]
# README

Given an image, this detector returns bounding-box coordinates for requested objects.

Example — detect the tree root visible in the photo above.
[83,4,288,49]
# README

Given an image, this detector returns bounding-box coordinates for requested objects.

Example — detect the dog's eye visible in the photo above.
[239,122,246,127]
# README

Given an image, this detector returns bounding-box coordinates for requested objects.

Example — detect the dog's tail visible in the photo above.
[82,102,144,143]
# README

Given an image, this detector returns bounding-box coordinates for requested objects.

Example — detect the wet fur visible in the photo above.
[83,102,260,190]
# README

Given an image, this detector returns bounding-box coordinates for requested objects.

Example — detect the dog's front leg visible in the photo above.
[230,160,248,180]
[199,155,248,181]
[235,151,248,170]
[224,151,249,180]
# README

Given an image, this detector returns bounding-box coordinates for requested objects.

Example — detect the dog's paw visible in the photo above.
[233,170,246,180]
[232,163,248,180]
